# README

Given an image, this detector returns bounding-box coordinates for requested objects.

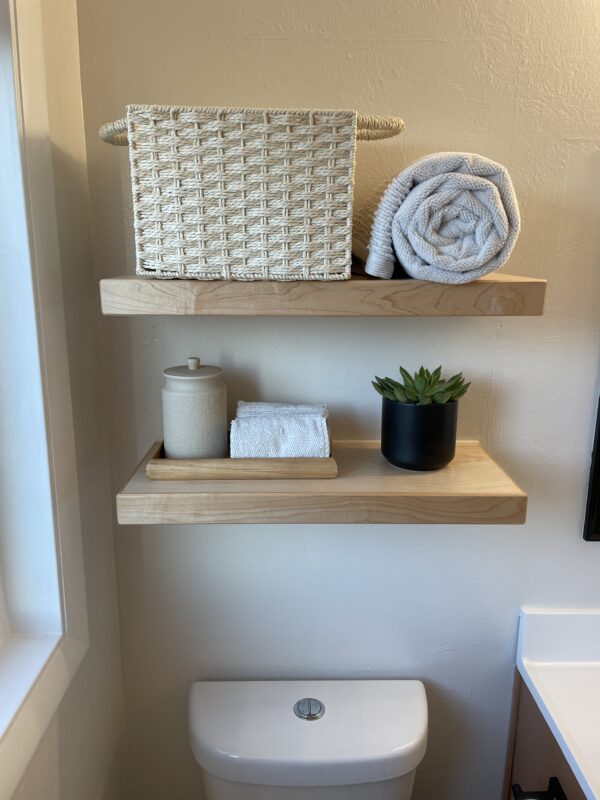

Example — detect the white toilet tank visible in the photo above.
[188,680,427,799]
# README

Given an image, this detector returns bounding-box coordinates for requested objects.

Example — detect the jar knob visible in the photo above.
[187,357,201,371]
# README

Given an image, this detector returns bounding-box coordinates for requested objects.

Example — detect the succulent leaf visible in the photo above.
[393,385,409,403]
[399,367,415,388]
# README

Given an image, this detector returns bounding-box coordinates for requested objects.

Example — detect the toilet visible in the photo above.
[188,680,428,799]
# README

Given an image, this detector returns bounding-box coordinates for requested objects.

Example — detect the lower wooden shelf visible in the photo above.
[116,440,527,525]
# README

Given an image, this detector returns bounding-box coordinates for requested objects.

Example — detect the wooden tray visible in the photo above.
[145,442,338,480]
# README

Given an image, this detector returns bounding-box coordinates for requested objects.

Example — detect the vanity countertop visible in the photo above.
[517,608,600,800]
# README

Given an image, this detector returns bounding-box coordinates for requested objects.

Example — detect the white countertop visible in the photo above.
[517,608,600,800]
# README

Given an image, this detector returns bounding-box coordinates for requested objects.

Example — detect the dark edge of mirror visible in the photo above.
[584,395,600,540]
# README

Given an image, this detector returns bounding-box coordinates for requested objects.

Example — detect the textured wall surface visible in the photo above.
[77,1,600,798]
[12,1,128,798]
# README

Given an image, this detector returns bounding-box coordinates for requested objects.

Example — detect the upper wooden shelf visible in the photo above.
[100,273,546,317]
[116,440,527,526]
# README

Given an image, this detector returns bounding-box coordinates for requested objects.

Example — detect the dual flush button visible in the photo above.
[293,697,325,721]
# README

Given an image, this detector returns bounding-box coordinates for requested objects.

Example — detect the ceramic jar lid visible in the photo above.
[163,357,222,380]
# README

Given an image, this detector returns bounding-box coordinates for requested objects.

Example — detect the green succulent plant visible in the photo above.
[372,366,470,405]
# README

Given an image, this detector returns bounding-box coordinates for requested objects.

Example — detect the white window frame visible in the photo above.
[0,1,88,797]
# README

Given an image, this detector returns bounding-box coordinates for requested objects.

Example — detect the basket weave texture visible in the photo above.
[124,105,360,280]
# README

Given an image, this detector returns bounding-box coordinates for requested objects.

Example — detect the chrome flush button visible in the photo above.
[294,697,325,720]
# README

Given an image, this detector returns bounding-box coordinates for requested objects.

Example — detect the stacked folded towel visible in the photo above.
[230,402,330,459]
[354,152,521,284]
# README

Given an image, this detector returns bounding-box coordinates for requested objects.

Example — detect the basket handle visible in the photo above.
[99,113,405,145]
[99,118,128,146]
[356,115,404,141]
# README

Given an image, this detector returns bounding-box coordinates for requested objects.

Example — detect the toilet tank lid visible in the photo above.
[188,680,427,787]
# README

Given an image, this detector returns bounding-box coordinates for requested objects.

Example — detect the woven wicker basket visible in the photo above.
[99,105,403,280]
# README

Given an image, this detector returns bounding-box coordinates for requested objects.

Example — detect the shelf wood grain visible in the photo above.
[117,440,527,525]
[100,274,546,317]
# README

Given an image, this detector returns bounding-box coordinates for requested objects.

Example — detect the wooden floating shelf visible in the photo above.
[100,274,546,317]
[117,440,527,525]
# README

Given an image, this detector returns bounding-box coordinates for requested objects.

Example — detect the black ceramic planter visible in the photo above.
[381,397,458,471]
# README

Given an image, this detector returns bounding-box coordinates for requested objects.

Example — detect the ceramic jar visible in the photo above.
[162,357,227,459]
[381,397,458,471]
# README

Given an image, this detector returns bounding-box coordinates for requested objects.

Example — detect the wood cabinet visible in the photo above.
[507,677,586,800]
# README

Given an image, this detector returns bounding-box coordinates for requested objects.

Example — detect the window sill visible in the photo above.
[0,633,88,800]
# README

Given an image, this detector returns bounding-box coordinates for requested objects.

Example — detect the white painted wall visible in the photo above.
[77,1,600,798]
[11,0,128,797]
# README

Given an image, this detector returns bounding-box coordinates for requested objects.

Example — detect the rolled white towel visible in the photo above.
[236,401,328,418]
[230,415,330,458]
[356,152,521,283]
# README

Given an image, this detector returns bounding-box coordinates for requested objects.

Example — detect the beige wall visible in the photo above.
[13,1,128,798]
[77,1,600,799]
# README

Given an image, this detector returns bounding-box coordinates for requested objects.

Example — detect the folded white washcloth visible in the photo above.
[230,415,330,458]
[354,152,521,284]
[236,401,328,418]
